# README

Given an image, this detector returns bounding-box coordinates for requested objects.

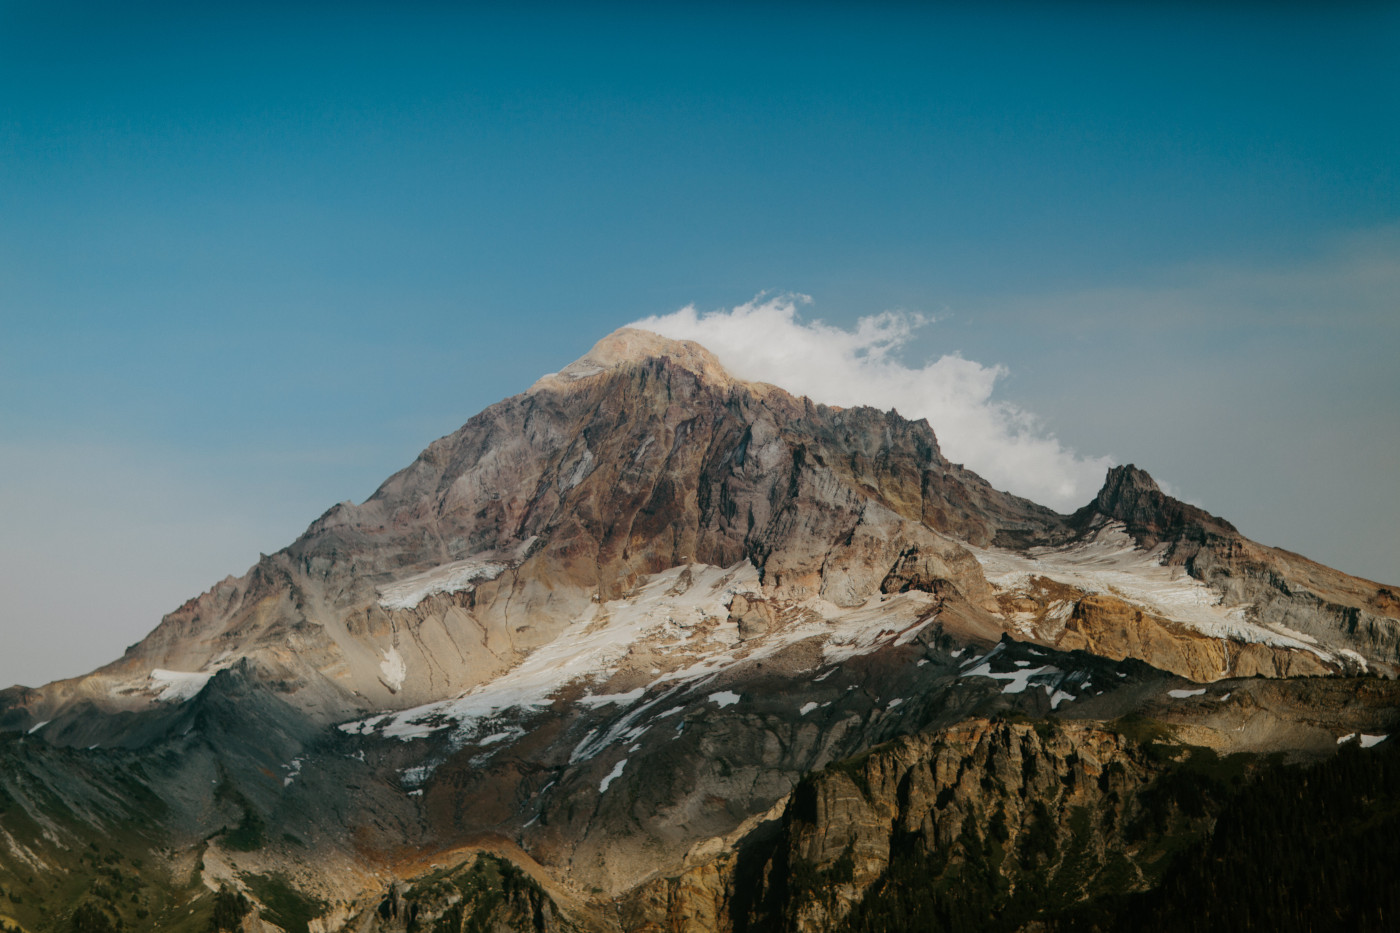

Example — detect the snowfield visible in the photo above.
[970,522,1336,660]
[341,560,940,758]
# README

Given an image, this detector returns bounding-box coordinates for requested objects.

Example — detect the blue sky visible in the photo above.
[2,2,1397,687]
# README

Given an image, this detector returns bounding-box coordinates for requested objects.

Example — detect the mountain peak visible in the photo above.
[1101,463,1161,496]
[530,326,737,393]
[1080,463,1236,547]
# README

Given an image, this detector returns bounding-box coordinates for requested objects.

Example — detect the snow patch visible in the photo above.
[559,447,596,492]
[578,688,645,708]
[1168,688,1207,699]
[376,559,508,611]
[26,720,48,735]
[964,659,1057,694]
[893,619,933,646]
[709,691,741,708]
[342,714,388,736]
[379,647,407,692]
[820,600,937,664]
[1338,732,1388,748]
[150,669,217,703]
[476,731,515,746]
[1339,648,1370,670]
[599,758,628,793]
[399,766,431,789]
[799,701,819,716]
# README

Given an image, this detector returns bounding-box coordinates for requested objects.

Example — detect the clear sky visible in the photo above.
[2,2,1397,688]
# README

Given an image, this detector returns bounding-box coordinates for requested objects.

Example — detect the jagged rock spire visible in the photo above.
[1077,463,1236,548]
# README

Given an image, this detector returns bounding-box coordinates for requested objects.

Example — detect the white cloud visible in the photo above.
[633,294,1112,511]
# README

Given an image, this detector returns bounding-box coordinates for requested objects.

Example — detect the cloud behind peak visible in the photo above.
[633,294,1112,512]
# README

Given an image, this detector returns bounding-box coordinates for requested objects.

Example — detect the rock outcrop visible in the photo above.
[744,720,1174,932]
[1072,464,1237,548]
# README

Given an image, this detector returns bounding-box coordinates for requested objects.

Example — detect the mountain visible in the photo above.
[2,327,1397,933]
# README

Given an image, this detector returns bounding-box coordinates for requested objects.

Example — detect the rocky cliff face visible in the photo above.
[748,719,1172,932]
[614,720,1170,933]
[623,677,1400,933]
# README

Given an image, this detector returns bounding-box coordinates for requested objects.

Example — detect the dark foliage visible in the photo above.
[397,855,556,933]
[243,874,327,933]
[69,902,121,933]
[208,885,250,932]
[1063,741,1400,933]
[819,740,1400,933]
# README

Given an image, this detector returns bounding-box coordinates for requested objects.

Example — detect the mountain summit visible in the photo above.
[1,328,1397,932]
[530,326,741,392]
[1077,463,1237,546]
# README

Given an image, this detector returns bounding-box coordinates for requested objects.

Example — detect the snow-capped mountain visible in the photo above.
[1,328,1397,932]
